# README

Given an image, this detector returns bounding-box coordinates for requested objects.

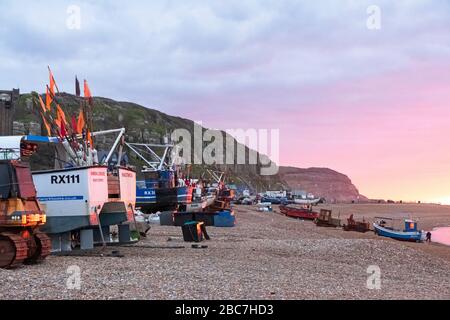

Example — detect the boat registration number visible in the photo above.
[50,174,80,184]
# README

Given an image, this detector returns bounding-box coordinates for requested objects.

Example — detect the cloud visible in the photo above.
[1,1,449,100]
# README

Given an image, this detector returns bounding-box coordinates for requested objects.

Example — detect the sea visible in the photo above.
[431,227,450,246]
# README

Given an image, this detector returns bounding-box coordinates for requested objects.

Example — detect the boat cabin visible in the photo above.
[404,219,418,232]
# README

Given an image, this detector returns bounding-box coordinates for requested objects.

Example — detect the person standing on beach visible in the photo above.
[426,231,432,243]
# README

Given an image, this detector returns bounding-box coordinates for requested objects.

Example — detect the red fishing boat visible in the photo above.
[279,205,319,220]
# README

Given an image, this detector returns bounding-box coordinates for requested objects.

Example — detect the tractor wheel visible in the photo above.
[0,233,28,269]
[25,232,51,264]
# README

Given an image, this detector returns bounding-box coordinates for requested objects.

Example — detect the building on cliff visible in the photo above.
[0,89,19,136]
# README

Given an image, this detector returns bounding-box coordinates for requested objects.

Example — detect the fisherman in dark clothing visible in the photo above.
[426,231,432,243]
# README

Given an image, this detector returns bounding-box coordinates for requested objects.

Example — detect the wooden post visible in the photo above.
[0,89,19,136]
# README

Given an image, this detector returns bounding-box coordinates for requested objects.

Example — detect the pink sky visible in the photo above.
[279,62,450,203]
[178,61,450,203]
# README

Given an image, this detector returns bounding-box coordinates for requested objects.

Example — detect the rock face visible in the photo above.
[13,121,41,136]
[278,166,367,203]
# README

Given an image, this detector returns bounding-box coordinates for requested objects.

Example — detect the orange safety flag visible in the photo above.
[38,95,46,113]
[54,117,62,131]
[45,87,52,111]
[41,115,52,136]
[77,109,85,133]
[84,79,92,98]
[56,104,67,125]
[84,79,93,105]
[49,67,56,96]
[87,130,94,148]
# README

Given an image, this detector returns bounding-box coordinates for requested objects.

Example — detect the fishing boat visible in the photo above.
[21,69,140,251]
[257,202,272,212]
[293,198,322,205]
[205,192,217,207]
[261,196,287,205]
[183,169,230,212]
[184,185,208,212]
[279,204,318,220]
[30,129,136,251]
[135,170,192,213]
[373,217,425,242]
[126,142,193,213]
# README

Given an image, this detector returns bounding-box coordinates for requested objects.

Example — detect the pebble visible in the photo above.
[0,205,449,299]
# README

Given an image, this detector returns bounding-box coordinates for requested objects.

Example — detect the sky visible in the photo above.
[1,0,450,203]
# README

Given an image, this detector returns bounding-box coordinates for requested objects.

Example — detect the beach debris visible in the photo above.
[191,244,208,249]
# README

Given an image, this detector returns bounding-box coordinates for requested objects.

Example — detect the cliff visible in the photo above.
[278,167,367,203]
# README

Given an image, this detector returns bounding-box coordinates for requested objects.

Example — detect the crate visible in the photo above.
[182,221,204,242]
[174,212,214,226]
[159,211,174,226]
[214,210,236,227]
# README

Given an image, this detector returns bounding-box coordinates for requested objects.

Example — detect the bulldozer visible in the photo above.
[0,143,51,268]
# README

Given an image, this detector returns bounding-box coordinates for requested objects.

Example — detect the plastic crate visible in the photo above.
[214,210,236,227]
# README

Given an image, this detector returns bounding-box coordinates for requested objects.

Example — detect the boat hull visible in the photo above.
[261,197,286,205]
[373,223,424,242]
[279,205,318,220]
[136,185,192,213]
[32,166,109,234]
[293,198,321,205]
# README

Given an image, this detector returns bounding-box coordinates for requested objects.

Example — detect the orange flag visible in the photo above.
[54,117,62,130]
[84,80,92,98]
[77,109,85,133]
[45,87,52,111]
[87,130,94,148]
[84,80,93,105]
[38,95,46,113]
[49,67,56,96]
[56,105,67,125]
[41,115,51,136]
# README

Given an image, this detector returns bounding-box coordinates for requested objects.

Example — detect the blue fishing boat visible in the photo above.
[136,170,192,213]
[126,142,193,213]
[373,217,425,242]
